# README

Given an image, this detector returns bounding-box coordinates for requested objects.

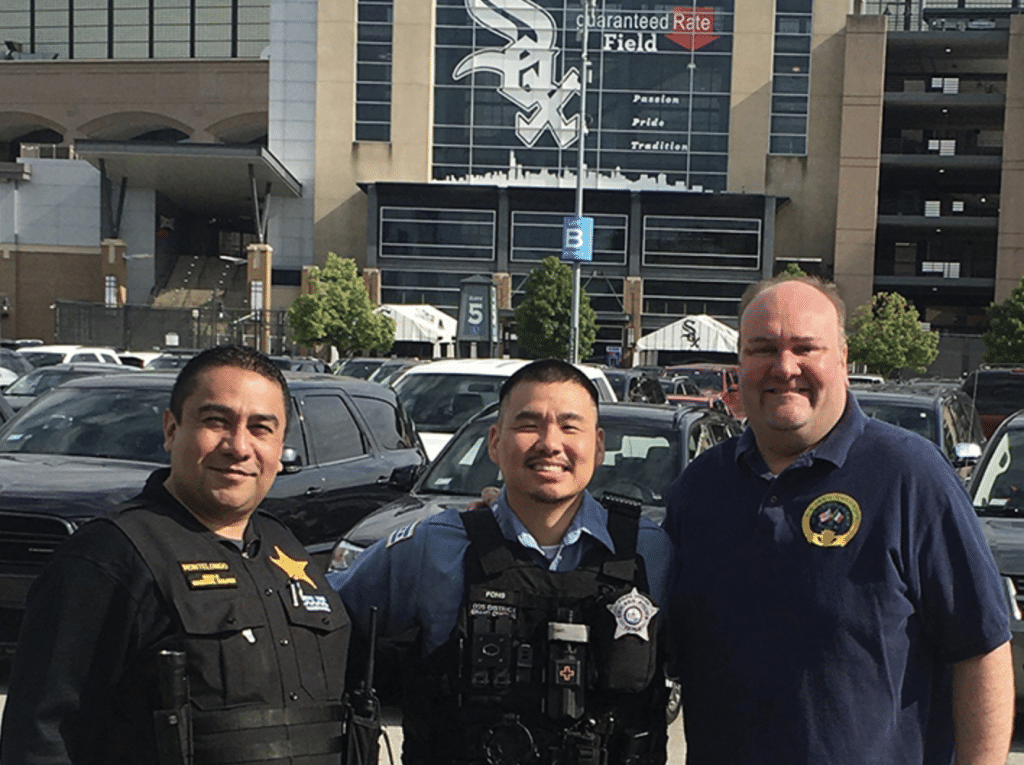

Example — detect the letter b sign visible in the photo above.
[561,217,594,263]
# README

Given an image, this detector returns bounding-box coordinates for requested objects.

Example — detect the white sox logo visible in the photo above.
[453,0,580,148]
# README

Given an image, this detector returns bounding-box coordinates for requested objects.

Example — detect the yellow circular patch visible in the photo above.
[801,493,862,548]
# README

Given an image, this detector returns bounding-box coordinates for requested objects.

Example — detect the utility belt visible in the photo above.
[153,650,372,765]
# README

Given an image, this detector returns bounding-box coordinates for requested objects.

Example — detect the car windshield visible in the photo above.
[605,373,629,400]
[147,356,193,370]
[858,401,934,440]
[395,373,504,433]
[422,415,681,508]
[20,351,64,368]
[5,369,95,397]
[338,360,385,379]
[0,386,170,463]
[965,374,1024,415]
[684,371,722,391]
[972,429,1024,512]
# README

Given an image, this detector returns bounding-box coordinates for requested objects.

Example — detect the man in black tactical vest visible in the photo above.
[331,358,672,765]
[1,345,351,765]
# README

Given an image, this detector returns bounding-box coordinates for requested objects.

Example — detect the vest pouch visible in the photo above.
[592,590,658,693]
[281,586,350,701]
[175,594,274,709]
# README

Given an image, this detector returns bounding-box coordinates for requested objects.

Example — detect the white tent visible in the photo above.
[376,304,457,356]
[635,314,738,354]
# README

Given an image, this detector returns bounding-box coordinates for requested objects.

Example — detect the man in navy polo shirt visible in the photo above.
[664,276,1013,764]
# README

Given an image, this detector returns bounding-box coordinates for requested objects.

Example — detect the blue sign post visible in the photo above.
[561,216,594,262]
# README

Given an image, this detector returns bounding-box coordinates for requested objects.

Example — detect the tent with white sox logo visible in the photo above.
[634,314,739,366]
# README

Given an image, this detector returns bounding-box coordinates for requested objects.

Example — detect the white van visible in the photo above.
[392,359,616,459]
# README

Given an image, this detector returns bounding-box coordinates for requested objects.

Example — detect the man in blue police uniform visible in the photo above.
[2,345,350,765]
[331,358,672,765]
[664,276,1014,765]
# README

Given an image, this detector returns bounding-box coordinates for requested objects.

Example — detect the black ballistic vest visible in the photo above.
[402,501,668,765]
[109,500,350,765]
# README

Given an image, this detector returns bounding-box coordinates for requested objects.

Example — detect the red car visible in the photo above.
[663,364,744,420]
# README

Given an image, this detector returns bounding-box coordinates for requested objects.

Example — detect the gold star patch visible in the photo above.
[269,546,317,589]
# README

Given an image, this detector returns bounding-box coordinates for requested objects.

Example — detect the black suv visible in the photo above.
[0,371,427,652]
[852,383,984,479]
[961,366,1024,438]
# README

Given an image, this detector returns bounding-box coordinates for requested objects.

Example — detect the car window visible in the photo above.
[858,401,933,440]
[940,401,957,459]
[687,421,718,463]
[302,394,366,462]
[965,374,1024,415]
[21,351,64,367]
[394,373,503,433]
[972,430,1024,508]
[352,394,415,450]
[71,353,98,363]
[283,397,308,461]
[0,387,169,463]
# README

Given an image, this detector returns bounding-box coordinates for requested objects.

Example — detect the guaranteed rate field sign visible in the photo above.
[561,216,594,262]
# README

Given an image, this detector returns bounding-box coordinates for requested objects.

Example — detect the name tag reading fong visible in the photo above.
[548,622,589,643]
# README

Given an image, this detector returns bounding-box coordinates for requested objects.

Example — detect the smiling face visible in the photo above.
[488,379,604,524]
[739,281,849,470]
[163,365,287,535]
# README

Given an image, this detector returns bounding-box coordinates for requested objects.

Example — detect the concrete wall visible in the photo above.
[832,14,887,314]
[0,59,268,149]
[313,0,434,269]
[995,14,1024,302]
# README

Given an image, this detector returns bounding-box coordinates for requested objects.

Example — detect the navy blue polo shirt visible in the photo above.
[663,392,1010,765]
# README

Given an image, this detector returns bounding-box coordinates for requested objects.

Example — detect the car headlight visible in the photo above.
[327,539,366,573]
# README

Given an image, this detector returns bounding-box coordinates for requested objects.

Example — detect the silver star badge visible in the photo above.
[606,587,659,641]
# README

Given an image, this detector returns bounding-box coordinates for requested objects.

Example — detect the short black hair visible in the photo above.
[169,345,290,428]
[498,359,599,415]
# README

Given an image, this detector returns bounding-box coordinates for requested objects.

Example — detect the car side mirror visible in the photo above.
[389,463,421,492]
[953,442,983,467]
[279,446,303,474]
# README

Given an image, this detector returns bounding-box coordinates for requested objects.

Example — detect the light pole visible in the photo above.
[569,0,595,364]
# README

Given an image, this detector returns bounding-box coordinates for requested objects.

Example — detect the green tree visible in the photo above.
[846,292,938,378]
[983,276,1024,363]
[286,252,395,356]
[513,256,597,360]
[779,262,807,277]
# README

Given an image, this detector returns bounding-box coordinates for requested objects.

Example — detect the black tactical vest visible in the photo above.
[110,499,350,765]
[402,500,668,765]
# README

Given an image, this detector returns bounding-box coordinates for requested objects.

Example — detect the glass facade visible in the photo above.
[0,0,269,59]
[511,212,627,264]
[355,0,393,141]
[432,0,734,191]
[769,0,812,155]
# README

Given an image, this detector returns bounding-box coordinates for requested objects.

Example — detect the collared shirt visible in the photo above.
[662,391,1010,765]
[330,488,672,653]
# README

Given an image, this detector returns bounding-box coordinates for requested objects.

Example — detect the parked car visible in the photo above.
[17,344,123,368]
[967,410,1024,698]
[603,369,667,404]
[392,359,617,459]
[0,392,13,424]
[368,358,422,387]
[145,349,200,371]
[851,383,984,479]
[662,363,744,419]
[328,401,742,572]
[270,355,331,373]
[962,366,1024,438]
[336,357,388,379]
[660,374,729,412]
[0,348,36,387]
[0,371,427,654]
[848,373,885,386]
[3,363,140,411]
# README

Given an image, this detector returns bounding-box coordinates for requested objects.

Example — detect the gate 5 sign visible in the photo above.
[561,216,594,263]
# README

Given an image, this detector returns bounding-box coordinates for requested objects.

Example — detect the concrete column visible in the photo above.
[995,15,1024,302]
[247,243,273,353]
[832,15,887,315]
[101,238,128,306]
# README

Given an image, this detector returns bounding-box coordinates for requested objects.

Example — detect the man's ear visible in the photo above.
[163,409,177,453]
[595,427,605,466]
[487,423,500,465]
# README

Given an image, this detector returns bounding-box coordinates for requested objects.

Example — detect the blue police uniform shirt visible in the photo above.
[329,488,673,654]
[663,391,1010,765]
